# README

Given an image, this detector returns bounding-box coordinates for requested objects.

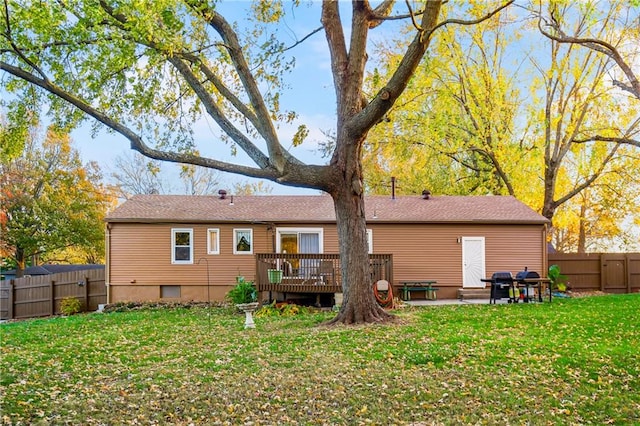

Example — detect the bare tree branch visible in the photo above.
[183,0,288,171]
[368,0,395,28]
[537,12,640,99]
[282,26,324,52]
[573,135,640,148]
[0,60,278,179]
[425,1,515,41]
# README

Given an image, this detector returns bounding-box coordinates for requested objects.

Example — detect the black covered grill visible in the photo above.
[486,269,544,303]
[515,269,540,282]
[515,269,542,302]
[490,271,513,300]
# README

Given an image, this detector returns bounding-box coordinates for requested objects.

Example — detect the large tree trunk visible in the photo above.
[319,1,446,325]
[14,247,25,278]
[326,188,395,325]
[325,139,395,325]
[577,200,587,253]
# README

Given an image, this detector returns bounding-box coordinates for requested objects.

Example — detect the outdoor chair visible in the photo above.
[316,260,335,285]
[280,260,293,276]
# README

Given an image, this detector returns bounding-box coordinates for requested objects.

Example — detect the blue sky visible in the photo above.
[68,2,352,195]
[64,1,412,195]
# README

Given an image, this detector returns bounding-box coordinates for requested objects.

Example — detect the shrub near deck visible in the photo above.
[1,295,639,424]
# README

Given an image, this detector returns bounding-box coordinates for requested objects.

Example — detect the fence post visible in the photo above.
[50,279,55,316]
[599,255,606,292]
[83,277,89,312]
[626,254,632,294]
[9,280,15,320]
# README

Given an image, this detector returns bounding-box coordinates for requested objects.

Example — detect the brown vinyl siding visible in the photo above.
[369,223,545,298]
[108,222,273,302]
[321,226,339,253]
[108,220,545,303]
[108,222,342,303]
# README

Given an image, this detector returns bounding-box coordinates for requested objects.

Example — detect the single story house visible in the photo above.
[104,193,549,304]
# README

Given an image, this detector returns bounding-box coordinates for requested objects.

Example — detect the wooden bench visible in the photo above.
[400,281,439,301]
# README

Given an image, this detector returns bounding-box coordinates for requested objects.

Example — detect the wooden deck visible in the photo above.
[255,253,393,297]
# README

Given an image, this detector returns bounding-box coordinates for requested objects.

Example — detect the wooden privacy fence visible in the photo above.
[0,268,106,320]
[548,253,640,294]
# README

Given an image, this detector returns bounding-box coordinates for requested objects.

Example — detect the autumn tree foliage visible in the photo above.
[363,2,640,252]
[0,126,114,276]
[363,13,529,198]
[537,0,640,102]
[1,1,513,323]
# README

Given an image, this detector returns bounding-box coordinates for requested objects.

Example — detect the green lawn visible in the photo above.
[1,295,639,425]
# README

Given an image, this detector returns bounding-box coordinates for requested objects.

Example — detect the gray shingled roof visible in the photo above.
[106,194,548,224]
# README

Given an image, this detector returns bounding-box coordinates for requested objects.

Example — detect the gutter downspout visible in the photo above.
[105,223,111,304]
[542,224,548,276]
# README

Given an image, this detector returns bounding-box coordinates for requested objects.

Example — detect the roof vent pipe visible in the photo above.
[218,189,227,199]
[391,176,396,200]
[422,190,431,200]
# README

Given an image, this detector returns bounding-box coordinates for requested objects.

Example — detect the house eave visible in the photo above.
[105,218,548,225]
[104,218,338,225]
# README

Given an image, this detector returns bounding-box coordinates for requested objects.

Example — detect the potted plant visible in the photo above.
[548,264,568,296]
[267,268,283,284]
[226,276,259,328]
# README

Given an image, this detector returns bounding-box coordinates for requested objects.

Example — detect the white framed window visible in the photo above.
[234,228,253,254]
[207,228,220,255]
[276,227,324,278]
[172,228,193,264]
[367,229,373,254]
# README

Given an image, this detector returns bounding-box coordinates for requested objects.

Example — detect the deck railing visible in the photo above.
[255,253,393,294]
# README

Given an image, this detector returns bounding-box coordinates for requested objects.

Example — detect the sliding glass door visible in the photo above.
[276,228,323,277]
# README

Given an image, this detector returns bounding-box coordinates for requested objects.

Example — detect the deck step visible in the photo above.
[457,288,491,300]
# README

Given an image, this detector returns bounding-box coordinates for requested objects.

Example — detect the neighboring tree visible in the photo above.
[363,12,533,199]
[110,152,167,198]
[110,151,221,198]
[531,2,640,237]
[537,0,640,101]
[0,126,114,276]
[0,1,513,323]
[232,180,274,196]
[178,161,221,196]
[534,1,640,251]
[363,2,640,251]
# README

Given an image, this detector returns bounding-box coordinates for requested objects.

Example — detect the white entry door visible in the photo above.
[462,237,485,288]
